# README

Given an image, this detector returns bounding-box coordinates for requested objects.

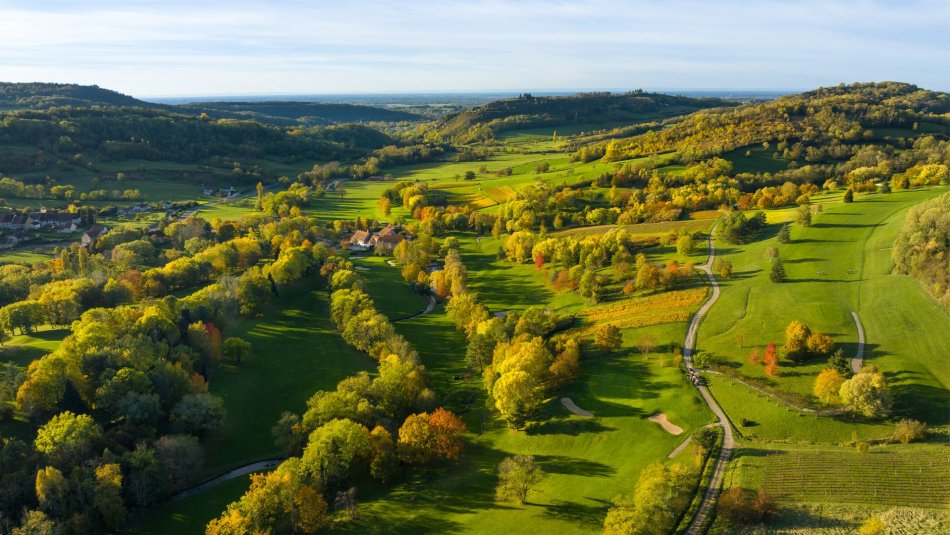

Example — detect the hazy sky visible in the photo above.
[0,0,947,97]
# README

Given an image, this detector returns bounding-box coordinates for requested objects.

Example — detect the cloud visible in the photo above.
[0,0,946,96]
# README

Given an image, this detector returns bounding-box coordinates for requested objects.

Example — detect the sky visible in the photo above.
[0,0,947,98]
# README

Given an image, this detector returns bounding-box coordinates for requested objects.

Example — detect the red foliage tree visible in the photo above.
[763,343,778,376]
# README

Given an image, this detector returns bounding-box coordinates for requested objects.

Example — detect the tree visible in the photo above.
[777,223,791,244]
[796,204,812,226]
[676,234,695,256]
[172,393,226,434]
[603,462,695,535]
[763,343,779,377]
[301,418,371,490]
[715,258,733,278]
[397,408,467,463]
[891,419,927,444]
[578,270,604,302]
[769,257,786,283]
[255,181,264,211]
[154,434,204,491]
[843,188,854,203]
[495,455,543,504]
[491,370,543,428]
[464,170,476,180]
[595,324,622,351]
[717,487,778,525]
[94,463,126,529]
[34,411,100,468]
[222,337,252,363]
[839,368,890,417]
[368,426,399,482]
[813,368,846,404]
[784,320,812,361]
[827,349,850,376]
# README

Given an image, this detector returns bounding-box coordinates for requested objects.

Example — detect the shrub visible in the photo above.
[891,419,927,444]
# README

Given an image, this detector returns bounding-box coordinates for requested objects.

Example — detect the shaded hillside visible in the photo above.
[0,82,151,110]
[180,101,423,126]
[0,106,394,173]
[574,82,950,163]
[432,91,732,143]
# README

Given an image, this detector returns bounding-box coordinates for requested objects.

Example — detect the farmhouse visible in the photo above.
[30,209,81,232]
[81,224,108,248]
[0,212,33,230]
[348,224,407,252]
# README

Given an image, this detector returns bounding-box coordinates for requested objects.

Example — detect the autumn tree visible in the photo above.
[397,408,467,464]
[495,455,543,504]
[839,367,890,417]
[796,204,812,226]
[595,324,622,351]
[603,462,696,535]
[784,320,812,361]
[715,258,733,278]
[891,419,927,444]
[813,368,846,404]
[763,343,779,376]
[491,370,543,428]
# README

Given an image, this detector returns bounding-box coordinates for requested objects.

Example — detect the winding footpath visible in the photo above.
[850,311,866,373]
[171,459,282,501]
[681,227,734,535]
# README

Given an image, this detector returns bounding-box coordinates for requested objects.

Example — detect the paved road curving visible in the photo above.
[681,226,735,535]
[171,459,282,501]
[393,294,437,323]
[850,311,866,373]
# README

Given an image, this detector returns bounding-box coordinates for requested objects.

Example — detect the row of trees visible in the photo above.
[210,268,467,532]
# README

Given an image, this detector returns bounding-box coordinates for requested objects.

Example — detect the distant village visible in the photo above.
[344,223,410,253]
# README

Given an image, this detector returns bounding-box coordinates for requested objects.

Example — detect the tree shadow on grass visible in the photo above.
[534,455,616,477]
[810,222,882,229]
[527,417,616,437]
[540,499,609,530]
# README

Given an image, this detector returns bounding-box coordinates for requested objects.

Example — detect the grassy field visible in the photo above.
[331,234,715,534]
[698,186,950,426]
[132,475,255,535]
[199,275,375,474]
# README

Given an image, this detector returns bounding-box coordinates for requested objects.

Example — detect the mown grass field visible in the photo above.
[132,275,376,533]
[698,186,950,426]
[329,234,715,534]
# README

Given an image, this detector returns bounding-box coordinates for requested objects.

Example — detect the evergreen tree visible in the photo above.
[769,257,786,283]
[777,224,791,244]
[843,188,854,203]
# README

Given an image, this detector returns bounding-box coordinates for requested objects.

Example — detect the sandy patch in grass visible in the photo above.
[648,412,684,435]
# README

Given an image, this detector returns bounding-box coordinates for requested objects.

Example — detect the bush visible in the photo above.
[891,418,927,444]
[717,487,778,525]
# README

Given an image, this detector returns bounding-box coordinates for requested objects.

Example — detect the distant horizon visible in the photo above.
[1,1,946,96]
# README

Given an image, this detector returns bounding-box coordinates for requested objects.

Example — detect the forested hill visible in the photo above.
[432,91,732,143]
[573,82,950,163]
[0,82,424,126]
[179,101,423,126]
[0,106,394,173]
[0,82,151,110]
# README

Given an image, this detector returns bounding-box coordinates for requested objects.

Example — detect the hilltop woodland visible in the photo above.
[0,81,946,534]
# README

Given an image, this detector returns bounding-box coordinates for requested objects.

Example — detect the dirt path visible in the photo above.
[648,412,684,435]
[560,397,594,417]
[392,294,436,323]
[850,311,866,373]
[681,225,735,535]
[171,459,282,501]
[668,436,692,459]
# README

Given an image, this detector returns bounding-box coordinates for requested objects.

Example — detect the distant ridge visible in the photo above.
[0,82,151,110]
